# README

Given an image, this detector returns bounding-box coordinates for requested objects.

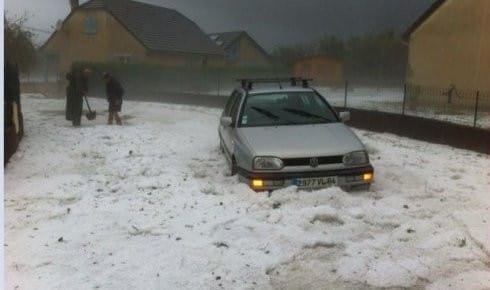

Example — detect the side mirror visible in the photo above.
[220,116,233,127]
[339,111,351,122]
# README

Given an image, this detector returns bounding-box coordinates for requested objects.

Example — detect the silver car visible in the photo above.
[218,78,374,191]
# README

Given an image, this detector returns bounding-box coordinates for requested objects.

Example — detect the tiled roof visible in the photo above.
[80,0,224,55]
[208,31,243,49]
[208,30,270,58]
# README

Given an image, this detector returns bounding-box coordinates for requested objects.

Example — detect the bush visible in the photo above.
[71,61,290,97]
[5,15,37,73]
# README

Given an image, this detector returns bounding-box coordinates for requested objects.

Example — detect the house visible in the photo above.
[403,0,490,94]
[292,55,344,87]
[208,31,271,67]
[39,0,225,74]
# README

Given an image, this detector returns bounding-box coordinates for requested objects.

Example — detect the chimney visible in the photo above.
[70,0,79,10]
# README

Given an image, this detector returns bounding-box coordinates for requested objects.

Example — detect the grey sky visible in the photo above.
[5,0,435,50]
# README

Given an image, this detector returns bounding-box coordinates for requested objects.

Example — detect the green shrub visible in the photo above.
[72,61,290,97]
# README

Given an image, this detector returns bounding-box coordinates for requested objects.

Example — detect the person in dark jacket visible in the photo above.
[5,61,16,129]
[66,66,91,126]
[65,71,76,122]
[4,60,23,164]
[103,73,124,125]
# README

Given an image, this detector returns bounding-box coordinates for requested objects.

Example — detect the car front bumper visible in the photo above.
[237,165,374,191]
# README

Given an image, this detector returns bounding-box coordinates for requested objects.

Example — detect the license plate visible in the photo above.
[293,177,337,188]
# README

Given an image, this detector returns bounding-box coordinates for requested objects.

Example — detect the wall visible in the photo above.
[338,107,490,155]
[41,9,148,73]
[21,82,65,98]
[407,0,490,93]
[293,57,344,86]
[229,34,270,67]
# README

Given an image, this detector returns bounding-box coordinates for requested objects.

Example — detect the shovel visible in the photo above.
[84,96,97,121]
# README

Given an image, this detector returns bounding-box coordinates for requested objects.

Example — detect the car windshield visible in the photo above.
[239,91,338,127]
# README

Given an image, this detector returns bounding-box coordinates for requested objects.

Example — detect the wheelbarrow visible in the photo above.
[84,96,97,120]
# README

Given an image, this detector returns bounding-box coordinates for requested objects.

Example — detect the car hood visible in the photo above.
[238,123,365,157]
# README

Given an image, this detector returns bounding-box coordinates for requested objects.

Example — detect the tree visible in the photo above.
[344,31,407,84]
[5,15,37,73]
[271,31,408,85]
[271,43,314,67]
[317,35,345,60]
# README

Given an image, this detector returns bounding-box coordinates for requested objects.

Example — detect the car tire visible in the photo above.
[230,157,238,176]
[219,140,225,154]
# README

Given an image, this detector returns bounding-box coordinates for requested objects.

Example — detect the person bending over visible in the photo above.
[103,73,124,125]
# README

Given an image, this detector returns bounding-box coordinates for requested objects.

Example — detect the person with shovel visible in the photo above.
[66,66,93,126]
[103,73,124,125]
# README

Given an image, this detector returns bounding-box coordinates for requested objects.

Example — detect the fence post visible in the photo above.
[217,72,221,97]
[402,83,407,115]
[473,91,480,128]
[344,81,348,108]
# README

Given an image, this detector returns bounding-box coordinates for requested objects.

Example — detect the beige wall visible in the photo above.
[407,0,490,93]
[293,57,344,86]
[41,8,225,73]
[41,9,147,72]
[228,35,270,67]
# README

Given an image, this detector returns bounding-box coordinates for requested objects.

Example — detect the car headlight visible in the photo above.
[253,156,284,170]
[343,151,368,165]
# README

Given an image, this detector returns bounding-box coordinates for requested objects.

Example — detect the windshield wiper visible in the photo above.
[251,106,297,125]
[252,106,280,119]
[283,108,335,123]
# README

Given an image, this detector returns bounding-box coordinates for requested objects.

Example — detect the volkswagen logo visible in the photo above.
[309,157,319,168]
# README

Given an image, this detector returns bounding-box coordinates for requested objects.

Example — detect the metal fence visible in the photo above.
[315,82,490,129]
[21,65,490,130]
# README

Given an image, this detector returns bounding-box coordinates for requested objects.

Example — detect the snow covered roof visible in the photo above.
[79,0,225,56]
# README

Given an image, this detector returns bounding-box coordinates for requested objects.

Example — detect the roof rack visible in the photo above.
[237,77,314,90]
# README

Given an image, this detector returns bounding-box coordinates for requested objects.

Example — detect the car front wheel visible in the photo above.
[219,140,225,154]
[229,157,237,176]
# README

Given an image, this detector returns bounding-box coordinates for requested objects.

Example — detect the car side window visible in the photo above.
[229,91,243,123]
[224,91,239,117]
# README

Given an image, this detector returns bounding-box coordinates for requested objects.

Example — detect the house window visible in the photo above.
[84,15,97,35]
